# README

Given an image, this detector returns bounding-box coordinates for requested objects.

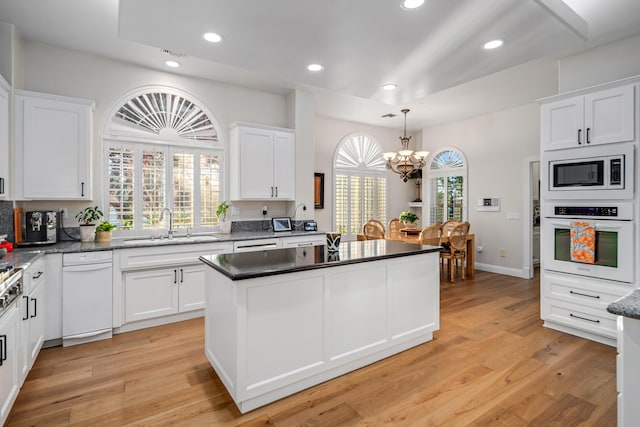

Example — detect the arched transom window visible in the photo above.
[104,87,223,235]
[428,147,468,224]
[333,133,387,236]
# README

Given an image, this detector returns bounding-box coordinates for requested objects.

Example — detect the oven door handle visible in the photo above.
[592,222,624,231]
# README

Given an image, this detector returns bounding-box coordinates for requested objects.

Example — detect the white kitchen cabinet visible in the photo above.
[229,122,295,200]
[124,263,207,322]
[19,257,46,380]
[118,242,233,325]
[540,84,635,151]
[0,76,10,200]
[0,301,20,426]
[14,90,94,200]
[541,270,632,346]
[617,315,640,427]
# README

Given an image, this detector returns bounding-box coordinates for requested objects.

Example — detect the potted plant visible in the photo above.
[216,201,232,233]
[95,221,116,243]
[399,211,419,228]
[76,206,103,242]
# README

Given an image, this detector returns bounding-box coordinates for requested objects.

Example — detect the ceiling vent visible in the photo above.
[160,48,188,58]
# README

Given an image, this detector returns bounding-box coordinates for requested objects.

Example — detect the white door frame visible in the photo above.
[522,155,540,279]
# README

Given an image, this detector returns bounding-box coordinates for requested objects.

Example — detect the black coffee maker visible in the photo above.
[24,211,58,245]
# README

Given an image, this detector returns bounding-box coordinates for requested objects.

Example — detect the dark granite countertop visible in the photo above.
[607,289,640,320]
[10,230,325,254]
[200,239,442,281]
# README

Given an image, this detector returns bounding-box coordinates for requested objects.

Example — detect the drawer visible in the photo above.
[64,251,113,266]
[281,235,325,248]
[542,271,632,311]
[119,242,233,270]
[233,238,281,253]
[24,256,46,293]
[542,297,617,339]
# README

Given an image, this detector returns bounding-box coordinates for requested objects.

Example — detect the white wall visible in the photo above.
[421,103,540,276]
[313,115,417,233]
[16,41,292,223]
[559,34,640,92]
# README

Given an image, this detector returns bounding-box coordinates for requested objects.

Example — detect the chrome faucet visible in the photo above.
[159,207,175,239]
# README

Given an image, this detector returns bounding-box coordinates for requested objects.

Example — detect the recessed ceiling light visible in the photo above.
[203,32,223,43]
[307,64,324,72]
[483,39,504,50]
[382,83,398,91]
[165,60,181,68]
[401,0,425,10]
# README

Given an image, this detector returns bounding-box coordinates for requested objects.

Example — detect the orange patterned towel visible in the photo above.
[570,221,595,264]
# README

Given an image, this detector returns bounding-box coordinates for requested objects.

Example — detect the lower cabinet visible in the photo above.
[19,259,46,381]
[0,302,20,426]
[124,264,205,323]
[117,242,233,326]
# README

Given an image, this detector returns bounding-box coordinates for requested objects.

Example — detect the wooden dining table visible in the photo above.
[387,229,475,278]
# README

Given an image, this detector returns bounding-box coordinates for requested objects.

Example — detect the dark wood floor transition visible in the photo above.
[7,270,616,426]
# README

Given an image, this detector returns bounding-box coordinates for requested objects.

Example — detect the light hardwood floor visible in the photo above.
[7,270,616,426]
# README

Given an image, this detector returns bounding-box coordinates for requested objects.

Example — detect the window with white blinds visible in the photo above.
[107,144,222,233]
[104,88,223,235]
[333,134,387,236]
[427,148,467,224]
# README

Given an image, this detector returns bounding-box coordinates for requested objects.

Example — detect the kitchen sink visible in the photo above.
[122,235,220,245]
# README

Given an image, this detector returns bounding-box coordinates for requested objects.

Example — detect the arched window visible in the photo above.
[103,87,223,235]
[427,147,468,224]
[333,133,387,236]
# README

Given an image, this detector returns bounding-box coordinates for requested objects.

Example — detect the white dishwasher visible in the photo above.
[62,251,113,346]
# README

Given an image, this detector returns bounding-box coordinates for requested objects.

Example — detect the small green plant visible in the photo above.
[399,211,419,224]
[95,221,116,232]
[216,201,230,221]
[76,206,103,225]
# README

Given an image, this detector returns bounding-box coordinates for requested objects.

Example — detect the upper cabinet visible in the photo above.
[0,76,10,200]
[229,122,295,201]
[541,84,635,151]
[14,90,94,200]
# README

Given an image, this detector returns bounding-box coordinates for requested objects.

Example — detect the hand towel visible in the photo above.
[570,221,595,264]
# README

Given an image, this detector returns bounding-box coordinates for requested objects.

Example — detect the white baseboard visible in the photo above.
[474,262,531,279]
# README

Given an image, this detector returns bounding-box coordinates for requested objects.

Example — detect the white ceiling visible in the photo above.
[1,0,640,131]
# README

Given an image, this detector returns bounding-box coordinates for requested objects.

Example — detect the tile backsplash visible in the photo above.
[0,201,14,242]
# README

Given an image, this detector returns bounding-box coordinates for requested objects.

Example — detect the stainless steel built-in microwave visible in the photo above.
[543,143,634,200]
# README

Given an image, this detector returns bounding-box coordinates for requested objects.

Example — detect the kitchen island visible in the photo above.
[199,239,441,413]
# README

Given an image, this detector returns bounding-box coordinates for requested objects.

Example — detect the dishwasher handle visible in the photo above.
[63,263,112,273]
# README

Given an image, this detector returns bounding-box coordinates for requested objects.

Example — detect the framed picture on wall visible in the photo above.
[314,173,324,209]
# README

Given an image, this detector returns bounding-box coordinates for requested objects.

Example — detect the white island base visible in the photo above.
[204,251,439,413]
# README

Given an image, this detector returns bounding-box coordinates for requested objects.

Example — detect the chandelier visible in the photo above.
[383,109,429,182]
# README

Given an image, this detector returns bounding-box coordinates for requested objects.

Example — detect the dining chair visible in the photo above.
[439,221,470,282]
[388,218,401,238]
[441,220,462,243]
[363,219,386,240]
[418,223,442,246]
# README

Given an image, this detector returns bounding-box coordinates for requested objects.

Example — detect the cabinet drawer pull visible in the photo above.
[297,242,313,247]
[22,295,29,320]
[0,334,6,365]
[577,128,582,145]
[570,313,600,323]
[569,290,600,299]
[33,271,43,279]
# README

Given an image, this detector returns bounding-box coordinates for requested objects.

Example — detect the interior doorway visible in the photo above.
[523,156,540,279]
